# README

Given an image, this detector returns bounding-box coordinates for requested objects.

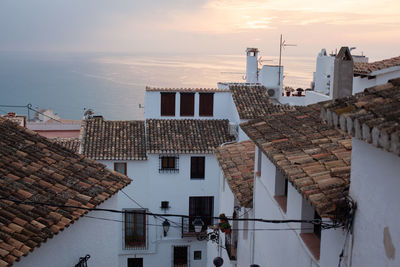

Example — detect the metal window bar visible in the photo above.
[122,210,148,250]
[159,155,179,173]
[75,255,90,267]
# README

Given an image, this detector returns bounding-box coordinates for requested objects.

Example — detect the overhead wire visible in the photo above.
[0,197,340,229]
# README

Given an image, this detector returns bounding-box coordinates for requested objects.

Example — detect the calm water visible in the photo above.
[0,52,315,120]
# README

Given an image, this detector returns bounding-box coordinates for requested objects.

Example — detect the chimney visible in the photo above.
[246,48,259,83]
[332,47,353,99]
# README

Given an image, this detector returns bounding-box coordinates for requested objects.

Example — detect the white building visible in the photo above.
[215,78,400,267]
[80,87,238,267]
[209,140,255,267]
[0,117,132,267]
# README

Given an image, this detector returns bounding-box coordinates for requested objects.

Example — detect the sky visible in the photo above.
[0,0,399,60]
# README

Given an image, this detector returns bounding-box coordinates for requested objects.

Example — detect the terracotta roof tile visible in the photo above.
[52,138,80,153]
[241,106,351,217]
[0,118,131,266]
[146,119,235,154]
[81,117,147,160]
[230,85,294,119]
[321,78,400,156]
[215,141,255,208]
[354,56,400,75]
[146,86,229,93]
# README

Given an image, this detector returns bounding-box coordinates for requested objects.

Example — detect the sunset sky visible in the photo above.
[0,0,399,60]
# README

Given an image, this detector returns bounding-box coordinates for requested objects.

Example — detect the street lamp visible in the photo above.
[162,219,170,237]
[192,217,204,234]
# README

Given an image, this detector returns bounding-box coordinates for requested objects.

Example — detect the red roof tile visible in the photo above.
[241,106,351,217]
[354,56,400,75]
[0,118,131,266]
[215,141,255,208]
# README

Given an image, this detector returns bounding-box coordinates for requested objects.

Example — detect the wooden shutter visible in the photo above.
[199,93,214,116]
[161,93,176,116]
[191,157,205,179]
[180,93,194,116]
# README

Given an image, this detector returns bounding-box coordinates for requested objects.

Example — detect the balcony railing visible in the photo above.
[181,217,215,237]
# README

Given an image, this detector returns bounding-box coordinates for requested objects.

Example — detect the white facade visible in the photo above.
[100,153,222,267]
[14,195,121,267]
[207,170,254,267]
[347,139,400,266]
[259,65,283,99]
[353,66,400,94]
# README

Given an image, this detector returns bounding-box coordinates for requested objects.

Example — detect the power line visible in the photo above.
[0,197,339,229]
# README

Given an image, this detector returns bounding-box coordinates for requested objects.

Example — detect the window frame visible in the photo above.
[159,155,179,173]
[188,196,214,232]
[124,209,147,249]
[190,156,205,179]
[114,162,127,175]
[161,92,176,116]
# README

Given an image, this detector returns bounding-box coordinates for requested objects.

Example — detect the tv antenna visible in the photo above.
[278,34,297,85]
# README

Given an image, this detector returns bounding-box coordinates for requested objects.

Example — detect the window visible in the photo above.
[189,196,213,232]
[193,251,202,260]
[127,258,143,267]
[180,93,194,116]
[159,155,179,173]
[161,93,176,116]
[199,93,213,116]
[173,246,188,266]
[114,162,127,175]
[300,200,321,260]
[274,170,288,213]
[124,210,146,249]
[191,157,205,179]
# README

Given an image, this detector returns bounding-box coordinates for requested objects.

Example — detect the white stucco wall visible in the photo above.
[349,139,400,266]
[101,154,221,267]
[208,170,253,267]
[353,69,400,94]
[14,195,120,267]
[144,91,236,121]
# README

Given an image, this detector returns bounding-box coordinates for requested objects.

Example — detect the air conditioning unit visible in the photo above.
[267,88,279,99]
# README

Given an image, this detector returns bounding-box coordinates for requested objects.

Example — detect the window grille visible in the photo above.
[159,155,179,173]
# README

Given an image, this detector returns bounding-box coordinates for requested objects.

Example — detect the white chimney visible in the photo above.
[246,48,259,83]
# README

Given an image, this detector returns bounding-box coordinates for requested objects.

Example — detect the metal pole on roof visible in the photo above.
[278,34,297,86]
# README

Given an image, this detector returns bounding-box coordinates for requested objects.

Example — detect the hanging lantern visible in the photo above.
[213,256,224,266]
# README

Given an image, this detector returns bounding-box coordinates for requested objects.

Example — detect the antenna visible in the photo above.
[278,34,297,86]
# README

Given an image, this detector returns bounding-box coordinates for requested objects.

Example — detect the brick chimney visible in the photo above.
[332,47,353,99]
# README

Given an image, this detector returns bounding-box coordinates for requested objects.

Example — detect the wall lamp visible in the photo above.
[162,219,170,237]
[192,217,219,244]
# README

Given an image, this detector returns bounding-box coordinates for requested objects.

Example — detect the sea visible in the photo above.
[0,51,315,120]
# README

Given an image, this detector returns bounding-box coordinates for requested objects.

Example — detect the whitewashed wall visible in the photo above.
[144,91,236,121]
[252,148,346,267]
[101,154,221,267]
[15,195,120,267]
[207,170,253,267]
[353,68,400,94]
[349,139,400,266]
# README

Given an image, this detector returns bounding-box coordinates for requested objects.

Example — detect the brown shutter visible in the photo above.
[161,93,176,116]
[199,93,213,116]
[180,93,195,116]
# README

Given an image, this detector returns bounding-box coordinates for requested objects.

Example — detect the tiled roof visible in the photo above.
[230,85,294,120]
[146,86,230,93]
[354,56,400,75]
[0,118,131,267]
[215,141,255,208]
[81,117,147,160]
[241,106,352,217]
[321,78,400,156]
[146,119,235,154]
[52,138,81,153]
